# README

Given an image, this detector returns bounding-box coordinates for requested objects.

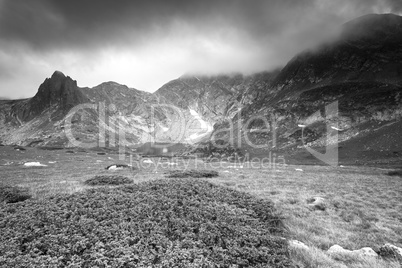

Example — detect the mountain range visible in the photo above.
[0,13,401,166]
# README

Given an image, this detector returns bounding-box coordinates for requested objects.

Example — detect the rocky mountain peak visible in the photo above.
[16,71,88,121]
[51,70,66,79]
[92,82,132,93]
[36,71,79,103]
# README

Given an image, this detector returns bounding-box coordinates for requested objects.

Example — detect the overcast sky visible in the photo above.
[0,0,401,99]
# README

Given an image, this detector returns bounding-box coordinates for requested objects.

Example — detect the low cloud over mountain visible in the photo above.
[1,0,402,99]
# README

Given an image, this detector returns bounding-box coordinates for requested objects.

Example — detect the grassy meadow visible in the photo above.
[0,145,401,267]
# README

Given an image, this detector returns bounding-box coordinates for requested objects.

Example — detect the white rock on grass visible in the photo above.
[328,245,378,259]
[306,197,327,211]
[106,164,130,170]
[24,162,47,167]
[107,165,120,170]
[289,240,309,251]
[328,245,344,254]
[355,247,379,258]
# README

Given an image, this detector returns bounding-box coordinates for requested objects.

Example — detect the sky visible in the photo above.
[0,0,402,99]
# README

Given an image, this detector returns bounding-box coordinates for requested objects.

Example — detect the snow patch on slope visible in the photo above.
[187,109,213,142]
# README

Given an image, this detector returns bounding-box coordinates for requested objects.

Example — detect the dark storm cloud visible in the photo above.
[0,0,314,50]
[0,0,401,99]
[1,0,400,48]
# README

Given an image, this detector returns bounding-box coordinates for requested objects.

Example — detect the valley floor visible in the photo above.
[0,146,401,267]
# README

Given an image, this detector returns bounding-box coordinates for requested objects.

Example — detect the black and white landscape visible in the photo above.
[0,1,402,267]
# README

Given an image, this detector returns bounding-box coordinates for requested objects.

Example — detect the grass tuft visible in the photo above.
[166,169,219,178]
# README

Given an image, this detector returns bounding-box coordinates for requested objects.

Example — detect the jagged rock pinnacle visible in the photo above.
[16,71,88,122]
[51,70,66,80]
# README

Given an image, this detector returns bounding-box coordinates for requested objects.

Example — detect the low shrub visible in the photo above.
[387,170,402,177]
[0,179,293,267]
[166,169,219,178]
[84,175,133,186]
[0,184,31,203]
[38,147,65,151]
[378,245,402,263]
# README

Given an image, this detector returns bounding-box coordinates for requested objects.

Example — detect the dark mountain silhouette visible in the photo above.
[12,71,89,122]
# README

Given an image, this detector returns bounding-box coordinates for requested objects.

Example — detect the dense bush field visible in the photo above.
[0,179,294,267]
[84,175,133,186]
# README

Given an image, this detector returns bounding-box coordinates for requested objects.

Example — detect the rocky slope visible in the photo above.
[269,14,402,99]
[211,13,402,165]
[155,71,279,121]
[0,70,279,148]
[0,73,168,147]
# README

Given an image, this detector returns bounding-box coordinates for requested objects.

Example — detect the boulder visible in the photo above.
[328,245,345,255]
[289,240,309,251]
[142,159,153,164]
[23,162,47,167]
[105,164,130,170]
[328,245,378,259]
[306,197,327,211]
[354,247,379,258]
